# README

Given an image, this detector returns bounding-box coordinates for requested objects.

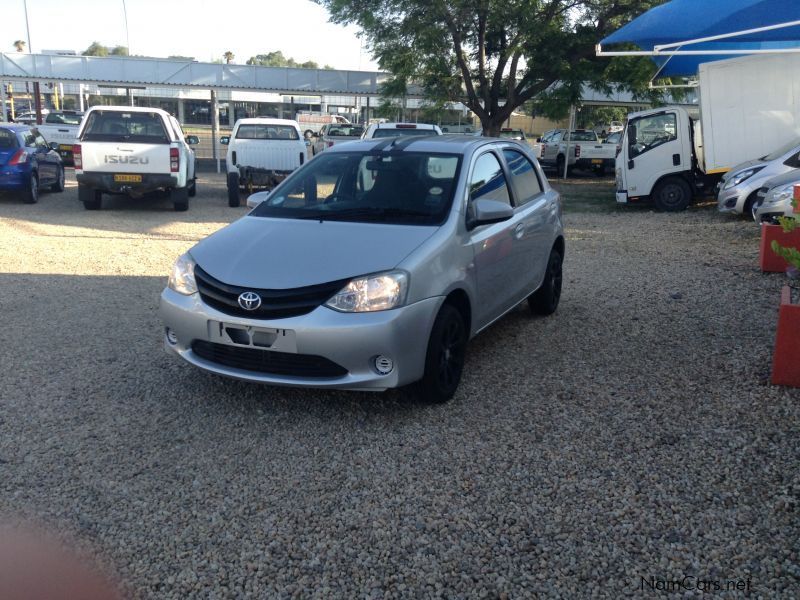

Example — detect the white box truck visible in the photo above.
[615,53,800,211]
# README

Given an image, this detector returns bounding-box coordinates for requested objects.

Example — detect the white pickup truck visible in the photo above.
[222,118,307,207]
[537,129,617,175]
[74,106,198,211]
[37,111,83,163]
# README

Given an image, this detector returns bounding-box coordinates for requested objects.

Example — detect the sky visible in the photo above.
[0,0,379,71]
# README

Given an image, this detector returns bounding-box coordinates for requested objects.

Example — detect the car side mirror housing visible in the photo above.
[246,192,268,209]
[185,135,199,145]
[468,199,514,230]
[220,136,230,145]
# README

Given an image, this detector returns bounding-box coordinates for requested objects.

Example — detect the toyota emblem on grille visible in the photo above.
[237,291,262,311]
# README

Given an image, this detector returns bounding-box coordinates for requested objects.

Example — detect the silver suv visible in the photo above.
[159,136,564,402]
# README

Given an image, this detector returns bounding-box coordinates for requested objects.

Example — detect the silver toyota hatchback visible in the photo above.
[159,135,565,402]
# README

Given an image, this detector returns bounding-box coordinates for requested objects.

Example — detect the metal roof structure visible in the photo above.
[0,52,394,96]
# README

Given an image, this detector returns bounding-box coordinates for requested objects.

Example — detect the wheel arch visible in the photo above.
[441,288,472,339]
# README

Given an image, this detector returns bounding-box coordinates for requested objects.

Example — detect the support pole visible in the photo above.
[563,104,576,180]
[33,82,43,125]
[211,89,220,173]
[78,84,84,112]
[0,81,6,122]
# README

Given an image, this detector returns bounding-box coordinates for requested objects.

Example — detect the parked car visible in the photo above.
[160,136,564,402]
[0,124,64,203]
[593,121,623,138]
[74,106,198,211]
[12,109,51,124]
[309,123,365,155]
[37,110,84,163]
[361,122,443,139]
[717,139,800,216]
[538,129,617,175]
[498,128,527,142]
[222,118,307,208]
[296,112,351,138]
[752,169,800,223]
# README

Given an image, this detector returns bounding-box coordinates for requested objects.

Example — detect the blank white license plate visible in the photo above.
[207,321,297,352]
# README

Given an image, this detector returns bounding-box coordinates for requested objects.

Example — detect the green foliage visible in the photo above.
[314,0,672,134]
[12,40,26,52]
[110,46,129,56]
[83,42,109,57]
[246,51,328,69]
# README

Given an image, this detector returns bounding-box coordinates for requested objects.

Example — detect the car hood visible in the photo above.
[721,159,766,181]
[762,168,800,192]
[190,216,438,289]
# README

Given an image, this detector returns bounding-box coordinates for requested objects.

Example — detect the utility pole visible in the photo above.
[23,0,43,125]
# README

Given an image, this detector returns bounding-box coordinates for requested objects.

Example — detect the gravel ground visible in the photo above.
[0,171,797,598]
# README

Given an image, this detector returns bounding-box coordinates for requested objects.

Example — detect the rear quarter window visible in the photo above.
[236,125,299,140]
[0,129,18,149]
[81,111,169,143]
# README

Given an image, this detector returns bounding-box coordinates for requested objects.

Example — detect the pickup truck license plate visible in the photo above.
[114,174,142,183]
[591,159,603,165]
[59,144,73,151]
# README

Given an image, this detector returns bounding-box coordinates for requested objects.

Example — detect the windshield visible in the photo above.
[46,113,82,125]
[326,126,365,137]
[236,124,299,140]
[81,111,169,143]
[605,132,621,144]
[761,138,800,161]
[499,130,525,139]
[251,151,461,226]
[568,131,597,141]
[372,128,438,139]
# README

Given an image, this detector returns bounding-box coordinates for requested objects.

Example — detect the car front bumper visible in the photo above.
[158,288,443,391]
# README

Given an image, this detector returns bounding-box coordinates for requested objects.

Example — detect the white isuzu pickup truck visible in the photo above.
[74,106,198,211]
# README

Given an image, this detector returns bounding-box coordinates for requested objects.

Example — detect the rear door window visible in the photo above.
[502,149,542,206]
[0,129,18,149]
[82,111,169,143]
[236,124,299,140]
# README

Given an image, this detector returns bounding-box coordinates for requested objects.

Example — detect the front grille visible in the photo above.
[192,341,348,378]
[194,266,348,319]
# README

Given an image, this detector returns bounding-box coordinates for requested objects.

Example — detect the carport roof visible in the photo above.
[598,0,800,77]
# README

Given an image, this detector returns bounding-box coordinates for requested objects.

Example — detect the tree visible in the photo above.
[110,45,129,56]
[13,40,26,52]
[246,51,326,69]
[83,42,109,57]
[223,51,235,64]
[315,0,668,135]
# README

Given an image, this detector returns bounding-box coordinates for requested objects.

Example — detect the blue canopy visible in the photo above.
[599,0,800,77]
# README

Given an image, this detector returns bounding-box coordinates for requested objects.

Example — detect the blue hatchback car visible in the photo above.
[0,124,65,203]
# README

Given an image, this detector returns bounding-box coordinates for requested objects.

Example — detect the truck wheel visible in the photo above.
[23,173,38,204]
[556,155,571,177]
[171,187,189,212]
[188,177,197,198]
[50,166,65,193]
[78,184,101,210]
[653,177,692,212]
[227,172,240,207]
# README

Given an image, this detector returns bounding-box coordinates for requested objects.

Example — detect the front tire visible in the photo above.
[23,172,38,204]
[79,184,102,210]
[529,247,563,316]
[227,172,240,207]
[653,177,692,212]
[416,304,468,404]
[742,191,759,219]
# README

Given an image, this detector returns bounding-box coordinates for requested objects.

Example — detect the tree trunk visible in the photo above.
[480,116,505,137]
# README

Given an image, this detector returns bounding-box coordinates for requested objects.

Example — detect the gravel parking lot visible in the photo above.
[0,170,797,598]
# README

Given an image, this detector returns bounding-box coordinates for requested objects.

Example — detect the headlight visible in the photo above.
[767,184,796,205]
[723,167,763,189]
[325,271,408,312]
[168,253,197,295]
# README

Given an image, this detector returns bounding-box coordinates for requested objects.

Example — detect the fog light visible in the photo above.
[373,355,394,375]
[165,328,178,345]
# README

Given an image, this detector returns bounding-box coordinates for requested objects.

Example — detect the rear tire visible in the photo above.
[23,173,38,204]
[188,177,197,198]
[416,304,468,404]
[171,187,189,212]
[50,165,65,192]
[79,184,102,210]
[529,247,563,316]
[653,177,692,212]
[227,172,240,207]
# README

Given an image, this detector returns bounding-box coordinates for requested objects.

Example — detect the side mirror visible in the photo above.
[246,191,269,209]
[468,199,514,230]
[185,135,199,145]
[628,159,635,170]
[304,131,314,140]
[220,136,230,145]
[49,142,60,151]
[536,137,542,143]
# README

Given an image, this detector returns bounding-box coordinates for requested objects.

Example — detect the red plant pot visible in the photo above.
[772,285,800,387]
[760,224,800,273]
